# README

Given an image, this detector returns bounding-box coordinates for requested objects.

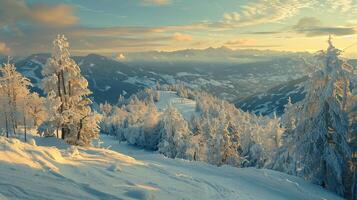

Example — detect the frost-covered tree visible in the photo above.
[281,97,297,131]
[100,86,285,168]
[158,105,191,158]
[41,35,101,146]
[275,38,354,197]
[25,93,46,128]
[99,102,113,134]
[0,60,39,140]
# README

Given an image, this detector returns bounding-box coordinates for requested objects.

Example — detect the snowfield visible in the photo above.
[155,91,196,120]
[0,135,342,200]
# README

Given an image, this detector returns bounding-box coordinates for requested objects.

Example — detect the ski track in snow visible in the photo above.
[0,135,343,200]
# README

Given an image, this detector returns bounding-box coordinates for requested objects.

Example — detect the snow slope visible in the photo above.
[0,135,342,200]
[155,91,196,120]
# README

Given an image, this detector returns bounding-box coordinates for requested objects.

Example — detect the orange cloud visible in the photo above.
[0,0,78,27]
[0,42,10,54]
[172,32,193,41]
[30,4,78,26]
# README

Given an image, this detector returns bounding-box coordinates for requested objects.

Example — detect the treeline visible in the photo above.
[0,35,101,146]
[100,85,284,168]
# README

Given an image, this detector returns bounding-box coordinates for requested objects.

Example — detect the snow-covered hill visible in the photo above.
[0,135,343,200]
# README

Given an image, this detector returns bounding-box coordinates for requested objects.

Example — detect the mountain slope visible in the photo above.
[235,76,308,116]
[235,59,356,116]
[0,135,343,200]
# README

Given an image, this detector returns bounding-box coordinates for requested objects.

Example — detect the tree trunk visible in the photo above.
[77,118,84,142]
[12,119,16,136]
[23,115,27,142]
[57,72,65,140]
[77,116,88,144]
[5,112,9,138]
[61,70,67,97]
[61,127,67,140]
[68,80,71,96]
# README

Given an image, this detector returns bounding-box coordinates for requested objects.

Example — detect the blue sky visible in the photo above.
[1,0,357,57]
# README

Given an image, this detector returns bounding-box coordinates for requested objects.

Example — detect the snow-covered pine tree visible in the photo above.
[345,53,357,200]
[41,35,101,146]
[277,37,353,197]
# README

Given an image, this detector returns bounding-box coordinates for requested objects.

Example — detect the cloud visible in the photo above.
[0,23,174,55]
[326,0,353,12]
[0,42,10,54]
[293,17,356,36]
[225,39,256,47]
[223,38,282,49]
[172,33,193,41]
[223,12,241,21]
[297,27,356,36]
[30,4,78,26]
[0,0,78,27]
[69,26,162,37]
[222,0,314,27]
[116,53,126,60]
[141,0,171,6]
[243,31,281,35]
[293,17,322,29]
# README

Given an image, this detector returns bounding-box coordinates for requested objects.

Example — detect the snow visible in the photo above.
[0,134,342,200]
[116,71,126,76]
[176,72,202,77]
[124,76,156,87]
[155,91,196,120]
[21,60,42,87]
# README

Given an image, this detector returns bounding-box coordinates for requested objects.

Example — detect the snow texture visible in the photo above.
[0,135,343,200]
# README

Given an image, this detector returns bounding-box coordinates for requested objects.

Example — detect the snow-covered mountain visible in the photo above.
[235,59,357,116]
[10,49,311,104]
[235,76,308,116]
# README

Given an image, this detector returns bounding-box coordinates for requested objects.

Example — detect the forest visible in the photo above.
[0,35,356,199]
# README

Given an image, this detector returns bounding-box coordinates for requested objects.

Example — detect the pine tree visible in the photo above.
[42,35,101,146]
[277,37,354,197]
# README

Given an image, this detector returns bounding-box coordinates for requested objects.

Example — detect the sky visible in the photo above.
[1,0,357,58]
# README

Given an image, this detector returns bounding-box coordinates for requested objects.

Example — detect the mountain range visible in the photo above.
[5,48,356,116]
